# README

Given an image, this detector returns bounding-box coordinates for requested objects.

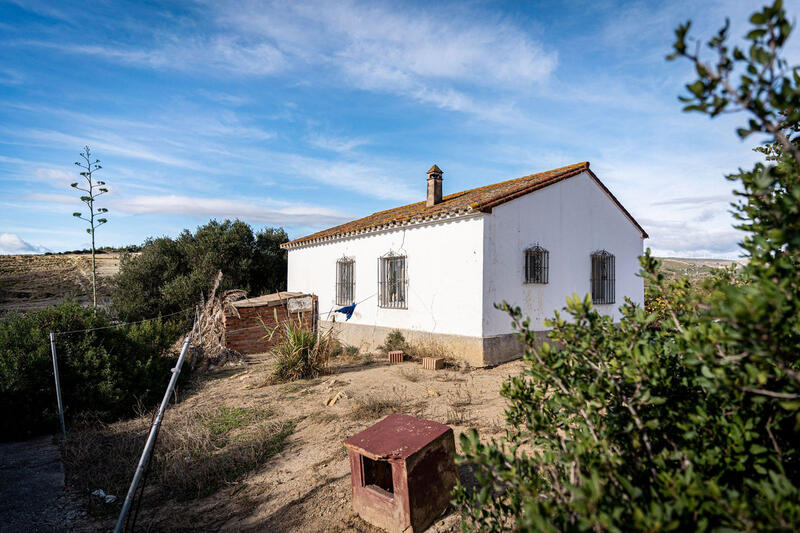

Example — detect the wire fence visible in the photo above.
[53,307,195,336]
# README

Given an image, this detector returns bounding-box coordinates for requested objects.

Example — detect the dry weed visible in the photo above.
[441,383,474,425]
[446,384,474,408]
[445,406,472,426]
[409,338,451,361]
[398,366,423,382]
[63,404,293,519]
[350,389,411,421]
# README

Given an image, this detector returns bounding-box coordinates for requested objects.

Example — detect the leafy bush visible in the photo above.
[266,318,337,382]
[377,329,410,353]
[112,220,288,321]
[454,3,800,530]
[344,345,360,358]
[0,301,184,440]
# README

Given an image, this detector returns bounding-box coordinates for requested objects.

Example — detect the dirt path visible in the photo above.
[0,437,85,532]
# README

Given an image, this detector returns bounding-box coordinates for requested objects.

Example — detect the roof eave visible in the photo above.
[281,208,481,250]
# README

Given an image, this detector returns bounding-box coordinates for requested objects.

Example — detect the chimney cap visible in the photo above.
[427,164,443,176]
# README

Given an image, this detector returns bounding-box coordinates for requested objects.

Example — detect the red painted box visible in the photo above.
[344,414,458,533]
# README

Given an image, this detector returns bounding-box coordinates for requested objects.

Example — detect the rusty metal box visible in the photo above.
[344,414,458,533]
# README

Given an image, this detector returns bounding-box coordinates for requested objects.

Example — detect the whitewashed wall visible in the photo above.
[482,171,644,336]
[286,215,485,338]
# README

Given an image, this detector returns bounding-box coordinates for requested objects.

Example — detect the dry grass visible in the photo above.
[350,390,413,421]
[444,406,472,426]
[408,338,452,361]
[442,383,475,425]
[63,404,293,520]
[446,384,474,408]
[397,366,422,382]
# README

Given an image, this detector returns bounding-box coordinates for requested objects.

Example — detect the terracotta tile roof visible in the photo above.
[283,162,647,248]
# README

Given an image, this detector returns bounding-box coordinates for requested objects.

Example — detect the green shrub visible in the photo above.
[0,301,185,440]
[266,319,336,382]
[454,3,800,530]
[344,345,360,357]
[377,329,409,353]
[112,220,288,321]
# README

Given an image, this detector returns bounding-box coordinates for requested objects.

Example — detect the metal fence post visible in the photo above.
[114,334,192,533]
[49,332,66,441]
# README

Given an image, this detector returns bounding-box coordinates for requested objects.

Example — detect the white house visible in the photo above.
[282,162,647,366]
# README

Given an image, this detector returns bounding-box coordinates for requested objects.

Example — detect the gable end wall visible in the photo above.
[482,171,644,338]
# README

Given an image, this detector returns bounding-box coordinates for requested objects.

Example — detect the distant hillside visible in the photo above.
[0,253,123,313]
[657,257,744,284]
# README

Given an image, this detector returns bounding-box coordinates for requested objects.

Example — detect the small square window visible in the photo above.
[525,246,549,284]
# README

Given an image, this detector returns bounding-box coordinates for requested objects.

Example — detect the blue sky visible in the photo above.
[1,0,797,258]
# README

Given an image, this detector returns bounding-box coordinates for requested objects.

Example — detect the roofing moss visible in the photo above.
[283,162,646,248]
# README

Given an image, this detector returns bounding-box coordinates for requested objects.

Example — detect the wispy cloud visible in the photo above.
[17,0,557,120]
[25,191,352,229]
[26,37,286,76]
[652,194,733,207]
[0,67,24,86]
[307,133,369,153]
[0,232,49,254]
[113,194,350,227]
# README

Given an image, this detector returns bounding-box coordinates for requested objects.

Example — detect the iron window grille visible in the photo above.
[336,257,355,306]
[591,250,615,304]
[524,245,549,284]
[378,253,407,309]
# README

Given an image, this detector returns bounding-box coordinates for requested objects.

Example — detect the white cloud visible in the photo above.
[36,36,286,76]
[32,168,74,187]
[0,68,24,86]
[0,233,49,254]
[21,1,557,118]
[307,133,369,153]
[229,0,557,86]
[112,194,351,227]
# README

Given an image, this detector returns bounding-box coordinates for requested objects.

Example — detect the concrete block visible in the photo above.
[388,351,404,364]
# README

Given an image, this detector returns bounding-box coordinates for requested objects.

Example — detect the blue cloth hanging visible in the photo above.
[335,302,356,321]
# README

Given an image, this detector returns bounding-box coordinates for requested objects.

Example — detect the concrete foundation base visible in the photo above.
[321,320,549,367]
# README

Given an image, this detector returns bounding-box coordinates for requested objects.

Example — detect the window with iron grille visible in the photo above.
[336,258,355,306]
[524,245,549,284]
[378,253,407,309]
[591,250,615,304]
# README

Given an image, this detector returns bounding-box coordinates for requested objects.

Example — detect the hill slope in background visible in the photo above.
[657,257,744,284]
[0,254,122,313]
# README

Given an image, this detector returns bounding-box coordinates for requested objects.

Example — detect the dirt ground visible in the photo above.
[0,254,122,313]
[71,353,524,532]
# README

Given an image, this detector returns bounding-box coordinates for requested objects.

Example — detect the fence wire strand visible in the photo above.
[53,307,194,336]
